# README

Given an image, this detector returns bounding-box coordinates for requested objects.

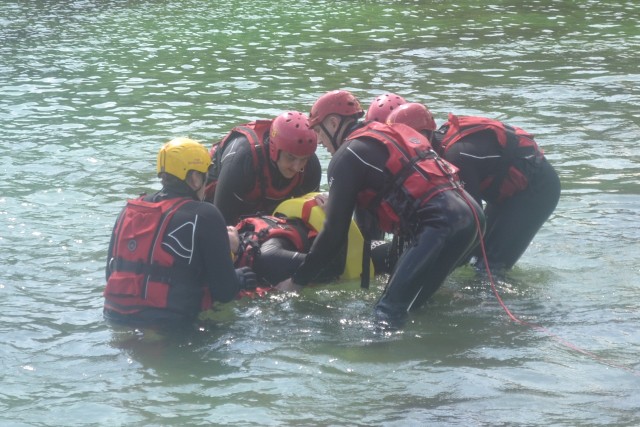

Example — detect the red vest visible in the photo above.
[204,121,304,206]
[233,215,315,268]
[348,122,461,233]
[439,114,545,202]
[104,197,205,314]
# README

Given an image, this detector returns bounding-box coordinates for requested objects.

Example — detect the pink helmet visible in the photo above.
[269,111,317,162]
[386,102,437,134]
[365,93,407,123]
[308,90,364,128]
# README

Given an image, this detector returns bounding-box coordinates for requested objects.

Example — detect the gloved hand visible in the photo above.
[235,266,257,290]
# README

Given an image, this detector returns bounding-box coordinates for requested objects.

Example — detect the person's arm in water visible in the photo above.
[193,202,254,302]
[278,139,377,289]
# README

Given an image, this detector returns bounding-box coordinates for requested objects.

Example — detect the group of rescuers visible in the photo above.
[104,90,561,330]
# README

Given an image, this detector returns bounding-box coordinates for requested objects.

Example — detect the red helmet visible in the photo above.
[308,90,364,128]
[269,111,317,162]
[365,93,407,122]
[386,102,437,134]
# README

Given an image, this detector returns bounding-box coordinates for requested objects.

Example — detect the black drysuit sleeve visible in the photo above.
[292,139,387,285]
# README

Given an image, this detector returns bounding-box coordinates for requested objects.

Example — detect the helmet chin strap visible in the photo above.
[318,122,337,152]
[321,116,350,152]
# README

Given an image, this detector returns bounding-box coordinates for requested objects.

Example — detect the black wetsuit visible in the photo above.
[104,182,242,327]
[433,128,561,270]
[212,133,322,225]
[291,132,484,326]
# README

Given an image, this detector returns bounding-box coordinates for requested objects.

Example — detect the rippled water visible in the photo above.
[1,1,639,425]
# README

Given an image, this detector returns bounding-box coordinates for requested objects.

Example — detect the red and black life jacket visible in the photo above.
[204,120,305,205]
[104,196,206,315]
[439,114,545,203]
[349,122,461,234]
[233,215,315,269]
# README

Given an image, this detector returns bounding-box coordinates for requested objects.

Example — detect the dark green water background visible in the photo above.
[1,1,639,425]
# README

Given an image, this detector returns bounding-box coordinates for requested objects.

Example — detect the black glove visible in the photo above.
[235,266,257,290]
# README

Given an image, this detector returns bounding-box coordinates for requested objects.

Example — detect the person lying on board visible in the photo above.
[226,197,394,296]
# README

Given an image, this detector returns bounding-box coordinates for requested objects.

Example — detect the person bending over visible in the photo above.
[388,103,561,270]
[277,91,484,329]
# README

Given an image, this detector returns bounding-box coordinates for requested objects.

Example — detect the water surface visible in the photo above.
[1,1,639,425]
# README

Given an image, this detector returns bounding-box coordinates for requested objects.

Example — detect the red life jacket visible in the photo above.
[348,122,461,234]
[204,120,304,206]
[104,196,205,315]
[233,215,316,269]
[439,114,545,203]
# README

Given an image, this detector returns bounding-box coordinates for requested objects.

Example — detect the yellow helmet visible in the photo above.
[156,137,211,181]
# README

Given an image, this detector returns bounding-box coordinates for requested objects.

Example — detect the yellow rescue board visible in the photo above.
[273,192,374,280]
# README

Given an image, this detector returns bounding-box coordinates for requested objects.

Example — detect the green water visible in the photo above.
[1,1,639,425]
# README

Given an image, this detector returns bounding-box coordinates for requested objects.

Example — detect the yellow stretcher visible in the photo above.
[273,192,374,280]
